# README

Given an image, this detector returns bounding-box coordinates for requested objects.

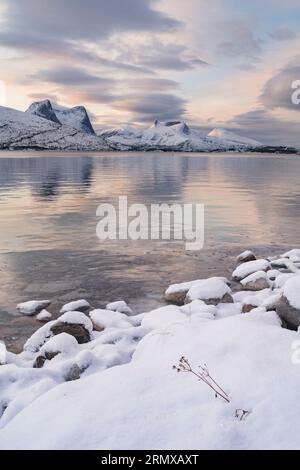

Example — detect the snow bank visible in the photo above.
[1,311,299,450]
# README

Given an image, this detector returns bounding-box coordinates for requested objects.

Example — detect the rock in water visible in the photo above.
[237,250,256,264]
[106,300,133,315]
[36,309,52,322]
[17,300,51,316]
[60,299,90,314]
[276,276,300,329]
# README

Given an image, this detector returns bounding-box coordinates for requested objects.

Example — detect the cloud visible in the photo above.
[114,38,210,71]
[260,60,300,111]
[113,93,186,122]
[30,66,113,87]
[270,28,298,41]
[216,19,263,62]
[227,108,300,146]
[124,78,179,91]
[1,0,179,44]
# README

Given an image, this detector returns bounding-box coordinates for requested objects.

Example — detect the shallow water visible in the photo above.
[0,151,299,350]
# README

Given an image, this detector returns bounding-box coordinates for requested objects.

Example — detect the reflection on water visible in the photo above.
[0,152,299,252]
[0,151,299,351]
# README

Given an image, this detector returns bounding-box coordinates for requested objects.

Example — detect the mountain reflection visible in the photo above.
[0,152,299,253]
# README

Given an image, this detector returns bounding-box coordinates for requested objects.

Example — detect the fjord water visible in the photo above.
[0,151,299,350]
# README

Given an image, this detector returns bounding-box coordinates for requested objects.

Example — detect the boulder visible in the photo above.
[185,278,233,305]
[17,300,51,316]
[106,300,133,316]
[51,322,91,344]
[232,259,270,281]
[276,276,300,329]
[60,299,90,314]
[237,250,256,264]
[240,271,270,291]
[165,277,230,306]
[36,309,52,322]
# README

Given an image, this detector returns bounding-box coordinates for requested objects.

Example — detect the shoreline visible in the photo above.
[0,243,293,352]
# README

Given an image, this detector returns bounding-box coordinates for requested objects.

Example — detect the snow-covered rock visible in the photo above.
[51,311,93,344]
[60,299,90,314]
[36,309,52,322]
[240,271,270,291]
[232,259,270,281]
[236,250,256,264]
[165,277,230,305]
[106,300,133,316]
[40,333,78,356]
[276,276,300,329]
[89,309,132,331]
[17,300,51,316]
[186,278,233,305]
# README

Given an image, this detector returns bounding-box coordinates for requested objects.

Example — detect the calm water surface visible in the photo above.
[0,151,299,350]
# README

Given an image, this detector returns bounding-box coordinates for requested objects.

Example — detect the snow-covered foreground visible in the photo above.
[1,249,300,450]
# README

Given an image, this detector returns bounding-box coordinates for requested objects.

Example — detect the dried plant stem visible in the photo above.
[173,356,250,420]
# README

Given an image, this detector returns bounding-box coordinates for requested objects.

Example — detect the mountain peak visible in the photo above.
[26,99,95,135]
[26,99,61,125]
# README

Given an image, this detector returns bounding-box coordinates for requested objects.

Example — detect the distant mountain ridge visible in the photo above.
[0,99,298,153]
[100,120,264,152]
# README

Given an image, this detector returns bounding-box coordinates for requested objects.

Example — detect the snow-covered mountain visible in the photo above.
[26,99,61,125]
[0,105,109,151]
[100,120,263,152]
[26,100,95,135]
[1,101,295,152]
[208,128,262,147]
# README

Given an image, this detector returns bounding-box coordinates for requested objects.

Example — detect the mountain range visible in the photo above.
[0,99,298,153]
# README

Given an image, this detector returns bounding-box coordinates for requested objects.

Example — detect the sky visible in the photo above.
[0,0,300,145]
